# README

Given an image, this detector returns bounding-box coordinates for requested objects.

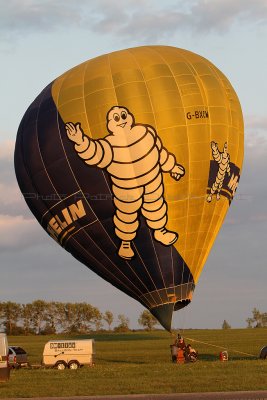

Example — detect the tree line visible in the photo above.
[0,300,158,335]
[2,300,265,334]
[246,308,267,328]
[222,308,267,329]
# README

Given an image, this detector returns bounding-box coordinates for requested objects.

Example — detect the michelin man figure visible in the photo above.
[207,141,230,202]
[65,106,185,260]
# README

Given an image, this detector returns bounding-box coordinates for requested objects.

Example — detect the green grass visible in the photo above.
[0,329,266,397]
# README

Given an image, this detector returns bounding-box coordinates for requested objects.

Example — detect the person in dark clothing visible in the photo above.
[171,334,187,363]
[174,334,183,346]
[184,344,198,362]
[176,337,186,351]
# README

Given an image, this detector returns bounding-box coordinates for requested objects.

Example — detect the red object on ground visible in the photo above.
[219,351,228,361]
[177,349,185,364]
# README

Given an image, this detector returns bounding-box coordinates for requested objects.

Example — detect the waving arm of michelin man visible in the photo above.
[65,122,113,168]
[65,122,84,145]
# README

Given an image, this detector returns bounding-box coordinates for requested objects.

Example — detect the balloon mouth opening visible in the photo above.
[150,299,192,331]
[174,299,191,311]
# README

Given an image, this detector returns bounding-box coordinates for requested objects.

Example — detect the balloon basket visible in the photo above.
[170,344,177,363]
[170,345,185,364]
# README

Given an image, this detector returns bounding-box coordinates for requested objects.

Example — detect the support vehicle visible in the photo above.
[0,333,10,382]
[42,339,95,370]
[8,346,28,368]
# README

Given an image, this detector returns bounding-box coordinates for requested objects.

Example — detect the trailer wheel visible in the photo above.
[55,361,67,370]
[260,346,267,359]
[68,361,80,370]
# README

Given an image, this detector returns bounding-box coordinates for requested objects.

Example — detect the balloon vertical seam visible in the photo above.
[128,47,170,302]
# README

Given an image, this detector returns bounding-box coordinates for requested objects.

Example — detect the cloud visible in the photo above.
[245,115,267,145]
[0,181,21,207]
[1,0,267,45]
[250,214,267,222]
[0,140,31,218]
[244,115,267,161]
[0,139,43,251]
[191,0,267,33]
[0,139,36,227]
[90,1,191,42]
[0,0,84,36]
[0,140,15,160]
[224,114,267,228]
[0,214,43,251]
[246,114,267,132]
[91,0,267,41]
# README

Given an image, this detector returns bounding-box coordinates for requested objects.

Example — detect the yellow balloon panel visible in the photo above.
[52,45,244,288]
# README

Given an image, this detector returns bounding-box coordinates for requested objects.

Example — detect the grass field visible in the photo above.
[0,329,266,397]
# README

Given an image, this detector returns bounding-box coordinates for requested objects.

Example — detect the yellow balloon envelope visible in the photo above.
[15,46,244,330]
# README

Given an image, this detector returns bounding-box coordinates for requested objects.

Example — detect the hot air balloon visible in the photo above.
[14,46,244,331]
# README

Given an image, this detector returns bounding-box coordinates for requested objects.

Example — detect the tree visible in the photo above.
[222,320,231,329]
[138,310,158,331]
[103,310,114,330]
[21,303,34,335]
[262,313,267,327]
[252,308,262,327]
[114,314,130,332]
[92,309,103,331]
[40,302,59,334]
[246,308,267,328]
[52,302,68,333]
[0,303,4,330]
[0,301,22,334]
[60,302,102,333]
[246,317,254,329]
[31,300,48,334]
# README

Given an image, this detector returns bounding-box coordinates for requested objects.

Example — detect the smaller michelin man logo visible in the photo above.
[207,141,230,203]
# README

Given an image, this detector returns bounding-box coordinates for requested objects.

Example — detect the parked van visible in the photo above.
[0,333,10,382]
[42,339,95,370]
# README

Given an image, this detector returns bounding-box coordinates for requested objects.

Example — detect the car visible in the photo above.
[8,346,28,368]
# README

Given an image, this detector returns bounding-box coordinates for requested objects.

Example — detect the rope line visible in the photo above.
[182,336,257,358]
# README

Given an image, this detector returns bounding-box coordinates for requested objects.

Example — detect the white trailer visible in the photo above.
[42,339,95,370]
[0,333,10,382]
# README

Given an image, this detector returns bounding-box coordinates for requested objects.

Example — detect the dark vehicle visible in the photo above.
[8,346,28,368]
[259,346,267,359]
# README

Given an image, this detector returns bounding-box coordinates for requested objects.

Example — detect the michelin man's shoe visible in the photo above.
[154,228,178,246]
[207,194,212,202]
[118,241,135,260]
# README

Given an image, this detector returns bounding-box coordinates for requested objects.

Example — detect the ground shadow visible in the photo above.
[96,357,147,364]
[195,353,257,362]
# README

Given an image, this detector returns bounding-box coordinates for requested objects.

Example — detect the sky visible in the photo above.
[0,0,267,330]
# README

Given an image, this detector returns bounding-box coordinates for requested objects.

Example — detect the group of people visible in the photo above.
[171,334,198,363]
